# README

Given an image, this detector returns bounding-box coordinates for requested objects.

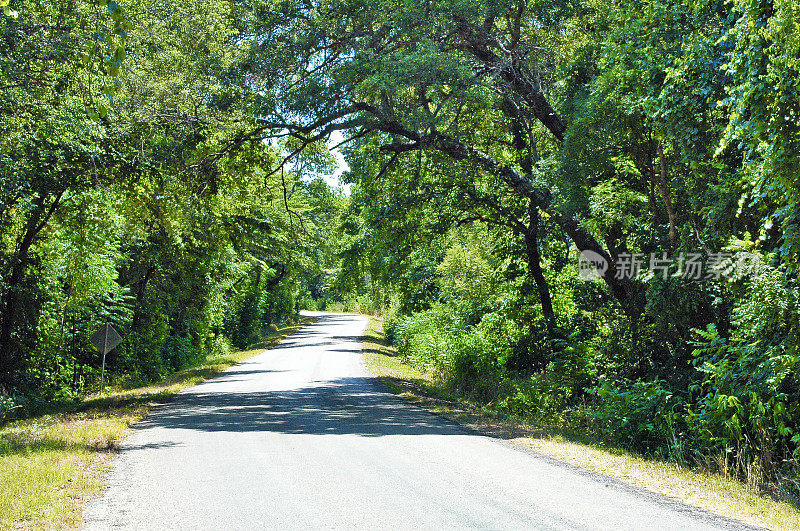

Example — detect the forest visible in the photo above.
[1,0,798,498]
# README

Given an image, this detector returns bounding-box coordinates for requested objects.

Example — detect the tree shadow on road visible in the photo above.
[133,377,466,438]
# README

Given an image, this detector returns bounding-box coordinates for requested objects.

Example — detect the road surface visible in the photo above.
[84,312,755,530]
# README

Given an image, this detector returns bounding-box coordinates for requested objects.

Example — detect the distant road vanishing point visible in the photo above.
[83,312,756,530]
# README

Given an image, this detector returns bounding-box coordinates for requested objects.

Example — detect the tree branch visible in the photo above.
[452,16,566,142]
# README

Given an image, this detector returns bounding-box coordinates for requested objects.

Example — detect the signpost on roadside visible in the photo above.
[90,323,123,392]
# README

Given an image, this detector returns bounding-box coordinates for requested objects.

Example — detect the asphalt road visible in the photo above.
[83,312,755,530]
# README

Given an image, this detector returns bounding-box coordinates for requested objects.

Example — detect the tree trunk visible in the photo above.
[428,131,642,318]
[0,192,63,387]
[131,264,156,330]
[656,143,678,246]
[524,202,556,336]
[447,18,646,316]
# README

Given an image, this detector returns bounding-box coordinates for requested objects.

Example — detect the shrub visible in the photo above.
[497,375,572,423]
[208,335,233,358]
[589,379,688,460]
[394,304,459,369]
[161,335,199,371]
[445,326,510,401]
[0,394,18,424]
[394,306,512,400]
[383,294,402,343]
[688,324,799,486]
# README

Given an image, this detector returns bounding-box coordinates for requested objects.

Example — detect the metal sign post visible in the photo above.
[90,323,123,392]
[101,324,108,391]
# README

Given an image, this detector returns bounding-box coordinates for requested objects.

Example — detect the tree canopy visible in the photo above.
[2,0,799,497]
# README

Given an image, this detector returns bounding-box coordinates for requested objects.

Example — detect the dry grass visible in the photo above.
[0,317,316,530]
[361,316,800,531]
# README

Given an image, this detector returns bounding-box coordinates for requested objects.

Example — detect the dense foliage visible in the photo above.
[2,0,798,498]
[275,0,795,494]
[0,0,343,413]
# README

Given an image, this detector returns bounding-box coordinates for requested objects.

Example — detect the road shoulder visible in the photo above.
[0,317,317,530]
[360,316,798,531]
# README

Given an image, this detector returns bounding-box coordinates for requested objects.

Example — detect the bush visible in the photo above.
[445,326,510,401]
[208,335,233,358]
[394,304,459,369]
[394,306,513,400]
[0,394,18,424]
[161,335,200,371]
[499,341,599,424]
[343,294,379,315]
[688,324,799,486]
[588,379,688,460]
[383,294,402,343]
[497,375,571,423]
[387,251,800,495]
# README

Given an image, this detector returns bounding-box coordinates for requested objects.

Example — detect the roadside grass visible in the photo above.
[0,317,316,530]
[361,316,800,531]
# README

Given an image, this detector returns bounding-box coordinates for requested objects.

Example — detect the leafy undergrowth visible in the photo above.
[0,317,316,530]
[361,316,800,531]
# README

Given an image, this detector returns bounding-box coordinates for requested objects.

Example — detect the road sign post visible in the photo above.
[90,323,123,392]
